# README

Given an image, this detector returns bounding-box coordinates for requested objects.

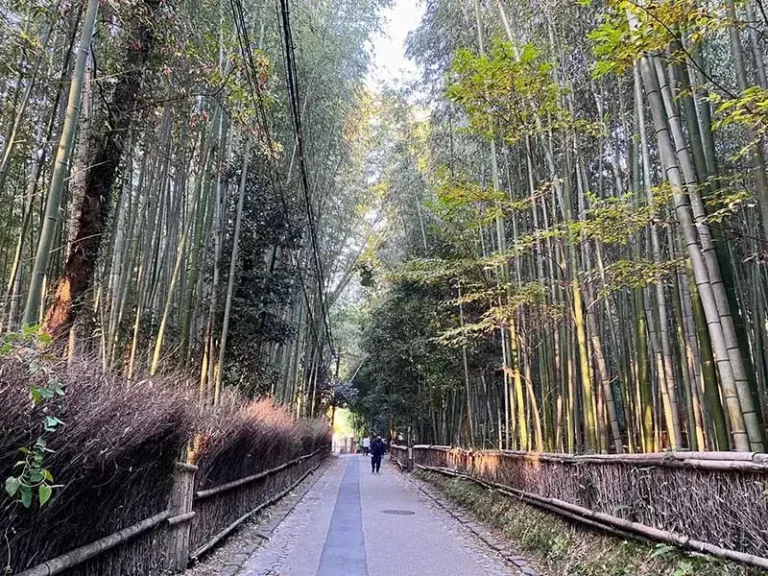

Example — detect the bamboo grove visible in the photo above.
[0,0,387,415]
[350,0,768,454]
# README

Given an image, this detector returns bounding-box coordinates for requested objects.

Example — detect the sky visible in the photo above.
[336,1,427,380]
[365,0,426,92]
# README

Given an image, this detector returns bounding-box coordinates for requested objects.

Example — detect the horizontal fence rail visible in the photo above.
[14,511,172,576]
[404,445,768,570]
[189,448,325,559]
[389,444,409,470]
[195,448,323,500]
[13,447,329,576]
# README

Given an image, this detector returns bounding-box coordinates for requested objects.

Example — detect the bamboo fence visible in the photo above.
[12,448,328,576]
[397,444,768,570]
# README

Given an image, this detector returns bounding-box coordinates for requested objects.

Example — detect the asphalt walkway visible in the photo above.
[236,455,513,576]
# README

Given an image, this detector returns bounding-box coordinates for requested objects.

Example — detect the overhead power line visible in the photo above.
[228,0,336,358]
[277,0,336,356]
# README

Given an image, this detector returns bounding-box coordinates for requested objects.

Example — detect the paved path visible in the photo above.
[237,455,514,576]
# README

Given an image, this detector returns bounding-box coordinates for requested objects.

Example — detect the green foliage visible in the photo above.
[589,0,722,77]
[571,193,652,244]
[351,280,464,436]
[711,88,768,157]
[358,261,376,287]
[437,281,555,348]
[702,185,751,223]
[2,328,63,509]
[447,40,578,143]
[589,9,634,77]
[433,171,533,232]
[6,438,56,508]
[599,258,682,298]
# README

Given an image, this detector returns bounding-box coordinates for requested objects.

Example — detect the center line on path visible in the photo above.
[316,457,368,576]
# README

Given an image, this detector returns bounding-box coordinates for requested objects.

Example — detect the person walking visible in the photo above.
[362,435,371,456]
[370,435,384,473]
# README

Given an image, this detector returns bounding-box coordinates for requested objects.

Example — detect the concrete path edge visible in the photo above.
[400,467,540,576]
[211,457,335,576]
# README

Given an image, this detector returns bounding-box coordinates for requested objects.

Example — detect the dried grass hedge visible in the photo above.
[188,397,330,553]
[0,359,330,575]
[191,398,328,489]
[0,359,193,574]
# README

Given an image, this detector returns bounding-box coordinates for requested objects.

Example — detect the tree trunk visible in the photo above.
[628,17,751,450]
[23,0,99,327]
[44,0,160,339]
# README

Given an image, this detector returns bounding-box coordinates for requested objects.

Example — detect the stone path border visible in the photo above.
[403,468,540,576]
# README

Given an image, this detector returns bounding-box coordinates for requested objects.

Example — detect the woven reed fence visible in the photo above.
[13,447,328,576]
[401,444,768,570]
[389,444,409,470]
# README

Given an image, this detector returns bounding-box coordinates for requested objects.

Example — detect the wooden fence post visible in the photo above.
[167,462,197,572]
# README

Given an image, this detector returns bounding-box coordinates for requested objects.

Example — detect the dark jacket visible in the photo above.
[370,438,385,458]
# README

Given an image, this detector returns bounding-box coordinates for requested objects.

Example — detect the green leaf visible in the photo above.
[20,486,33,508]
[42,469,53,482]
[674,561,694,576]
[38,484,52,507]
[5,476,21,497]
[44,416,63,431]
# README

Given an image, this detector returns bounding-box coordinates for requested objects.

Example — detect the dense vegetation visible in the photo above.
[0,0,384,523]
[4,0,768,511]
[0,0,386,412]
[349,0,768,454]
[4,0,768,570]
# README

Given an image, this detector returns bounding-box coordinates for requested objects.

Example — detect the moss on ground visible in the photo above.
[415,470,765,576]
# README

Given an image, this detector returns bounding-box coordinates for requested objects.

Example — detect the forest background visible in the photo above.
[2,0,768,465]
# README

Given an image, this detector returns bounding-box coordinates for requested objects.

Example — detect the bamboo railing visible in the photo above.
[13,448,328,576]
[397,444,768,570]
[389,443,409,470]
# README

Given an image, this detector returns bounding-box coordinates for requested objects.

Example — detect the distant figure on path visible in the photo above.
[370,435,384,473]
[362,435,371,456]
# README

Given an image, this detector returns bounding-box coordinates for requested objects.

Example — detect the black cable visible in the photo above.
[278,0,336,356]
[228,0,320,349]
[234,0,330,355]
